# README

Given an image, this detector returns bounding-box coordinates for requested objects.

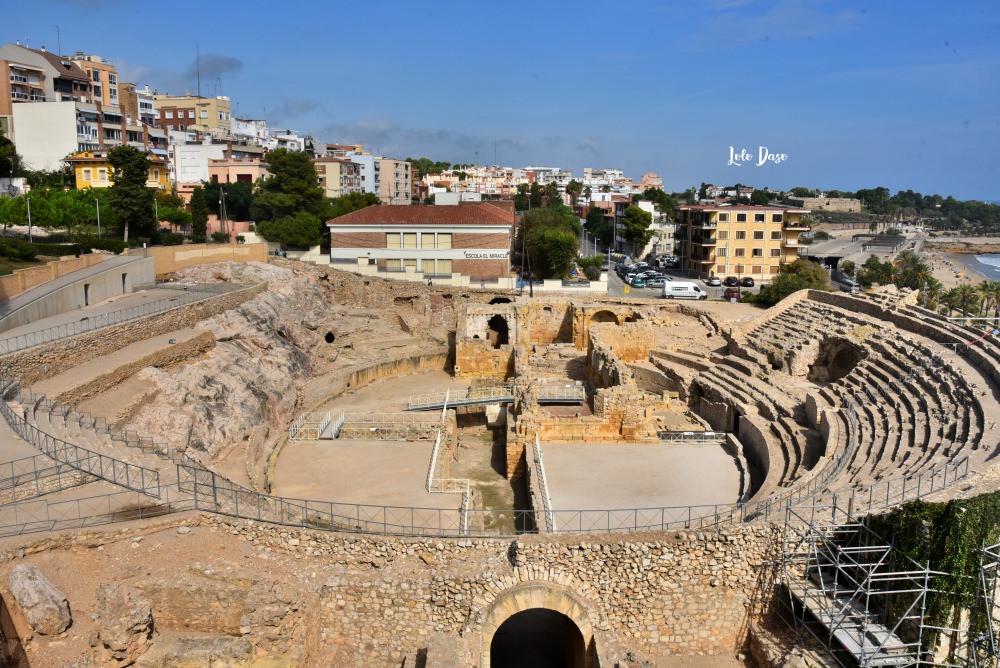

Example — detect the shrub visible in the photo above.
[0,238,37,261]
[210,232,230,243]
[31,243,84,257]
[159,232,185,246]
[190,234,206,244]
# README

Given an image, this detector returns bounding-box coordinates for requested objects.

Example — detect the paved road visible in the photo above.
[607,267,761,301]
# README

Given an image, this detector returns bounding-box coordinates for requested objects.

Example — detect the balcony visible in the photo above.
[9,74,28,84]
[784,222,810,231]
[10,92,28,101]
[695,237,717,246]
[692,220,718,229]
[783,239,803,247]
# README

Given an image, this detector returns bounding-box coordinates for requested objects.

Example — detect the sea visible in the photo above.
[973,254,1000,279]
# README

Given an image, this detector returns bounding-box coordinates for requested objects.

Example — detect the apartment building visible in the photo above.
[154,94,232,134]
[66,149,170,190]
[67,53,118,107]
[314,157,361,199]
[379,157,411,205]
[118,83,157,126]
[327,202,515,280]
[674,205,810,281]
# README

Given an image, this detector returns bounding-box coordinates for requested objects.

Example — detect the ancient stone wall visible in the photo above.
[523,301,574,344]
[0,284,265,386]
[454,339,514,380]
[0,469,91,505]
[54,331,216,405]
[589,322,654,363]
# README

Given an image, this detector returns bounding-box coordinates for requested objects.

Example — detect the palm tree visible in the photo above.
[939,288,960,317]
[977,280,1000,327]
[955,283,979,318]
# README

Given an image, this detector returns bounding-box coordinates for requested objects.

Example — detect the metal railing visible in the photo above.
[536,385,587,403]
[532,435,555,531]
[658,430,727,444]
[288,411,331,441]
[0,454,94,501]
[406,384,514,410]
[337,412,442,440]
[0,282,251,356]
[0,390,160,498]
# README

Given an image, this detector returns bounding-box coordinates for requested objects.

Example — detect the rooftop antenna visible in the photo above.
[196,44,201,97]
[53,25,61,56]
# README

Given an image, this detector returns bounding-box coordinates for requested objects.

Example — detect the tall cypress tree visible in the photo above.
[190,186,209,239]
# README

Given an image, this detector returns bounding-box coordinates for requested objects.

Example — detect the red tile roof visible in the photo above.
[327,203,516,227]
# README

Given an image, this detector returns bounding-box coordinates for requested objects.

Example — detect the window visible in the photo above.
[752,265,763,274]
[421,233,435,249]
[770,248,781,257]
[771,230,782,240]
[386,233,401,249]
[188,110,194,118]
[717,265,726,274]
[718,213,729,222]
[716,247,727,257]
[734,264,745,274]
[753,231,764,240]
[736,213,747,222]
[717,230,729,240]
[422,259,435,274]
[404,259,417,271]
[98,168,107,181]
[752,248,763,257]
[735,231,747,240]
[770,265,780,274]
[437,259,452,274]
[200,110,208,119]
[438,233,452,249]
[153,169,159,180]
[82,168,92,181]
[773,213,783,223]
[754,213,765,223]
[734,248,746,257]
[385,259,402,271]
[108,73,117,85]
[165,110,174,119]
[403,233,417,249]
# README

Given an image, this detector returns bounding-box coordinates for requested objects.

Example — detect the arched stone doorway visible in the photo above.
[491,609,585,668]
[490,297,513,305]
[480,582,599,668]
[487,314,510,348]
[589,310,619,326]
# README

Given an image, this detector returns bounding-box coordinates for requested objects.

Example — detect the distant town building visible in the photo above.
[154,93,232,134]
[783,196,861,213]
[314,157,362,198]
[379,157,412,205]
[674,205,810,281]
[327,202,515,281]
[67,53,118,107]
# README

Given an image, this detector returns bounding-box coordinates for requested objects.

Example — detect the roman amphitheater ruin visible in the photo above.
[0,254,998,667]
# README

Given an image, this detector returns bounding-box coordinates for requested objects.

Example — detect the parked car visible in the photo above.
[723,287,741,300]
[740,277,755,287]
[705,276,722,287]
[645,278,667,288]
[663,282,708,300]
[631,276,646,288]
[723,276,740,287]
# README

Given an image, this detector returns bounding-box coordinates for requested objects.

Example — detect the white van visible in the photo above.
[662,282,708,300]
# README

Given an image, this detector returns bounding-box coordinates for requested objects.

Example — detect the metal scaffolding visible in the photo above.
[969,542,1000,668]
[780,504,933,667]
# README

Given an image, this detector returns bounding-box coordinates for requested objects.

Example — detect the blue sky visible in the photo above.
[7,0,1000,200]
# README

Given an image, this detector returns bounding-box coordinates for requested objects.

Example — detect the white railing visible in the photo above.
[536,385,587,403]
[288,412,330,441]
[407,384,514,410]
[533,435,555,531]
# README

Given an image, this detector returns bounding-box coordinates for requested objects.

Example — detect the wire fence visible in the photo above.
[0,282,248,356]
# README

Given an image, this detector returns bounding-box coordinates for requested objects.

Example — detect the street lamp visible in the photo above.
[95,197,102,238]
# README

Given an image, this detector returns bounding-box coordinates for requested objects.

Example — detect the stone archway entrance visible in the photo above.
[480,582,599,668]
[487,314,510,348]
[490,608,585,668]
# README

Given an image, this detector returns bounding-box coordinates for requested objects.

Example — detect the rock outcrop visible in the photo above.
[92,582,154,665]
[7,564,71,635]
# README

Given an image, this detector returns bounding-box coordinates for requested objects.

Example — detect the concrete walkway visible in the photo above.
[0,254,148,321]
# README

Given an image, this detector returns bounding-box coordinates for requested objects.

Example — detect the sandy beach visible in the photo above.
[923,252,992,288]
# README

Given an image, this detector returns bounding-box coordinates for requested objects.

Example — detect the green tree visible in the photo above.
[251,149,330,245]
[519,208,579,279]
[585,207,613,247]
[576,255,604,281]
[565,179,583,204]
[977,280,1000,326]
[190,186,209,239]
[789,187,813,198]
[204,180,254,221]
[256,211,322,248]
[839,259,856,277]
[406,157,451,180]
[329,191,381,218]
[529,182,544,208]
[755,260,831,306]
[750,190,770,206]
[858,254,894,287]
[514,184,530,211]
[620,205,653,253]
[0,128,21,178]
[107,146,155,242]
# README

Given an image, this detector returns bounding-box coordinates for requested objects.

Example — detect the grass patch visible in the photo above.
[0,257,46,276]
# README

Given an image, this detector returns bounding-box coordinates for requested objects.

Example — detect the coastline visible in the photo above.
[922,251,992,288]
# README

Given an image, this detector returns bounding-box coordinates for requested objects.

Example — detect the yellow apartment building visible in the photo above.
[67,150,171,191]
[674,205,810,281]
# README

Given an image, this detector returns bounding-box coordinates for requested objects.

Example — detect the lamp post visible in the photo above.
[95,197,102,238]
